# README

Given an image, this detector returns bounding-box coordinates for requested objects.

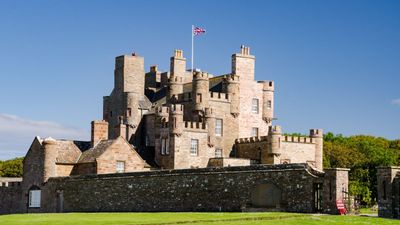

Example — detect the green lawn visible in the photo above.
[0,212,397,225]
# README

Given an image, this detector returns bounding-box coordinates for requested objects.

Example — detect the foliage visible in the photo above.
[323,132,399,206]
[0,157,24,177]
[0,212,399,225]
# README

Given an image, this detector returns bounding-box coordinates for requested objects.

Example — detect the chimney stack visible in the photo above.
[91,120,108,147]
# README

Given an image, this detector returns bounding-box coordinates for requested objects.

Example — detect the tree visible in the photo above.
[0,157,23,177]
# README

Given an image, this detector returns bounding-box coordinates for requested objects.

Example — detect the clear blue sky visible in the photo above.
[0,0,399,159]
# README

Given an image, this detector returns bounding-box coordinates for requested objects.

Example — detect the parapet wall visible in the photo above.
[40,164,325,213]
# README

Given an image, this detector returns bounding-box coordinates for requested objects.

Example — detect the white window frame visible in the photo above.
[252,98,259,113]
[215,119,223,137]
[215,148,223,158]
[252,127,259,137]
[116,161,125,173]
[29,189,41,208]
[190,139,199,156]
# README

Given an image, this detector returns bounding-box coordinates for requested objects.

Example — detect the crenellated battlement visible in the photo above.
[282,135,316,144]
[170,104,184,114]
[209,92,229,101]
[184,121,207,130]
[269,125,282,134]
[235,136,268,144]
[170,76,184,83]
[310,129,323,137]
[258,80,274,91]
[193,71,210,80]
[156,106,169,116]
[224,74,240,83]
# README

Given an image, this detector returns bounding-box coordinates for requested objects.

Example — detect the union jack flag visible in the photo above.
[193,27,206,36]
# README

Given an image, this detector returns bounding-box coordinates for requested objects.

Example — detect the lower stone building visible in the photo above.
[377,167,400,219]
[0,164,348,214]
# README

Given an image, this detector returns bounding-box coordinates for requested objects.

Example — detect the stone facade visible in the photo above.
[377,167,400,219]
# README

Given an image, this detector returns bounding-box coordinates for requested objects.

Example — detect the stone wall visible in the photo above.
[377,167,400,219]
[36,163,336,213]
[0,186,22,214]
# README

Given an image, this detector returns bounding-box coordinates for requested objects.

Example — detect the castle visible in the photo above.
[101,45,323,171]
[0,46,349,215]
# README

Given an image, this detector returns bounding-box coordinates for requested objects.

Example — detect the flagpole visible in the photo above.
[191,25,194,73]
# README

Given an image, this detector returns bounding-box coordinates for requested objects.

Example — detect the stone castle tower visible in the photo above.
[102,46,324,170]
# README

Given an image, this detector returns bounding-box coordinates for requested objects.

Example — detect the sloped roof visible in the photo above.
[77,140,115,163]
[55,140,83,164]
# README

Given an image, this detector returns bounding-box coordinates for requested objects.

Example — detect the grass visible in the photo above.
[359,207,378,215]
[0,212,397,225]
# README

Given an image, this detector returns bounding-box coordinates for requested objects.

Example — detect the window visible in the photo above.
[116,161,125,173]
[165,138,169,155]
[215,148,222,158]
[267,100,272,109]
[215,119,223,136]
[190,139,199,156]
[161,138,169,155]
[29,188,41,208]
[126,108,132,117]
[252,127,259,137]
[196,93,202,103]
[161,138,166,155]
[252,98,259,113]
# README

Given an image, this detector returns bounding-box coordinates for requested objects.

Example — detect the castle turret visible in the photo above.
[261,126,282,164]
[123,92,140,139]
[169,104,184,136]
[42,138,58,182]
[114,53,145,95]
[224,74,240,117]
[168,50,186,103]
[260,81,274,124]
[192,71,210,112]
[204,107,215,147]
[155,106,169,127]
[106,53,146,139]
[310,129,323,170]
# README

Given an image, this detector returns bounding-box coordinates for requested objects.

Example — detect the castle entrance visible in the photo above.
[313,183,323,212]
[56,190,64,213]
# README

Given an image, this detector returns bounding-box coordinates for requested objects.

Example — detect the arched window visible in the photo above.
[28,185,41,208]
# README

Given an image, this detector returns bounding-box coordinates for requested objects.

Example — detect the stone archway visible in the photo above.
[251,183,282,208]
